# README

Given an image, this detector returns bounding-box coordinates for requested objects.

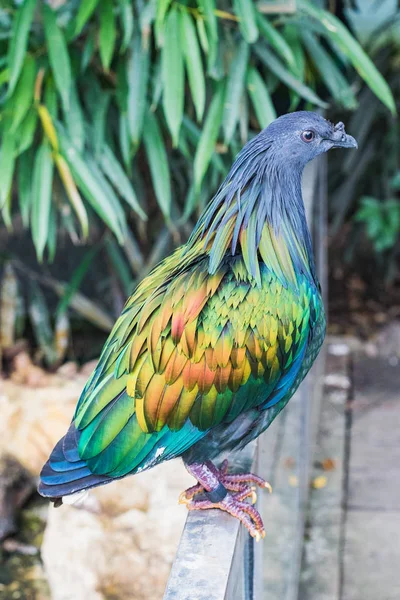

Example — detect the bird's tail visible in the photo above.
[38,421,111,504]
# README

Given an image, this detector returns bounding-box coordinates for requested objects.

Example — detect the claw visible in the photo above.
[178,492,190,505]
[253,530,261,542]
[263,481,273,494]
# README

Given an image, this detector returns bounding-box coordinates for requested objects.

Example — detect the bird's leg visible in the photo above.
[179,460,271,541]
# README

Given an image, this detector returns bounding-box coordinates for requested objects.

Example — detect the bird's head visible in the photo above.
[261,111,358,170]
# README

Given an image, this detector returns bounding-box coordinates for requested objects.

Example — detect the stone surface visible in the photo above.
[299,342,349,600]
[42,461,192,600]
[348,356,400,511]
[342,352,400,600]
[0,362,192,600]
[342,511,400,600]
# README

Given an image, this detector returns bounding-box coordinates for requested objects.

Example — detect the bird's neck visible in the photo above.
[188,163,316,289]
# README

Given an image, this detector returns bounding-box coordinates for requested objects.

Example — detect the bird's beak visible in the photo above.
[331,133,358,149]
[329,121,358,149]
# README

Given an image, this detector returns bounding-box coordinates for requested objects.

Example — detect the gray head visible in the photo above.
[260,111,357,169]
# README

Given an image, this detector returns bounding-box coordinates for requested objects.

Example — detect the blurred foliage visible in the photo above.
[0,0,396,359]
[329,0,400,283]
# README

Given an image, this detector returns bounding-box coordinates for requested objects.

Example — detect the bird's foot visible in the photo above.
[179,460,271,541]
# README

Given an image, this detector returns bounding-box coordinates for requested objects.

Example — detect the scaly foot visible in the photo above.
[180,460,272,540]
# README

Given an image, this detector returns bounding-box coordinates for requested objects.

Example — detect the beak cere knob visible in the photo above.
[334,121,345,132]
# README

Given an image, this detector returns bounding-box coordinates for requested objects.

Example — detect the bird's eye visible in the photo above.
[301,130,315,143]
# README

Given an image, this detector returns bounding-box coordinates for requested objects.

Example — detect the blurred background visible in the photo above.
[0,1,399,599]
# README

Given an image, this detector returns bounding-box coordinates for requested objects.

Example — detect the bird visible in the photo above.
[38,112,357,540]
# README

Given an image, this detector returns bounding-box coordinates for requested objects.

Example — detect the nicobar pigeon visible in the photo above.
[39,112,357,540]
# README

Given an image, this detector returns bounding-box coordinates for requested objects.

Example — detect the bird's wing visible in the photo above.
[71,247,317,478]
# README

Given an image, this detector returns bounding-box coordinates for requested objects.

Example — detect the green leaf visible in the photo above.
[119,112,131,168]
[56,247,98,317]
[182,116,226,174]
[254,44,329,108]
[301,31,358,110]
[10,55,36,131]
[7,0,37,96]
[180,11,205,122]
[15,109,38,156]
[162,9,184,146]
[58,128,126,242]
[143,111,171,219]
[247,66,276,129]
[75,0,100,36]
[194,82,225,190]
[127,30,150,145]
[63,84,85,152]
[298,0,396,115]
[198,0,218,72]
[223,41,249,145]
[44,75,58,118]
[0,129,16,214]
[119,0,134,52]
[104,236,132,296]
[55,153,89,239]
[257,14,296,69]
[99,144,147,220]
[31,142,54,262]
[233,0,258,43]
[47,200,57,262]
[81,29,95,72]
[42,3,72,111]
[29,281,58,365]
[155,0,173,41]
[17,150,34,227]
[99,0,116,71]
[92,91,111,156]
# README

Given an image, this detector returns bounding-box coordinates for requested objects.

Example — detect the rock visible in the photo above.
[41,462,192,600]
[0,372,85,476]
[0,455,35,540]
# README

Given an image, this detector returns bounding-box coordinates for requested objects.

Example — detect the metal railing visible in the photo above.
[164,157,327,600]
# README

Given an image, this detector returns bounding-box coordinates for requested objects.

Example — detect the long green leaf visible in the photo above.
[75,0,100,36]
[55,153,89,239]
[99,0,116,71]
[302,31,358,110]
[233,0,258,43]
[257,14,296,69]
[127,30,149,145]
[194,82,225,190]
[100,144,147,220]
[64,83,85,152]
[162,8,184,146]
[42,3,72,111]
[104,237,132,296]
[10,55,36,131]
[180,11,205,122]
[223,41,249,145]
[0,128,16,211]
[17,150,34,227]
[92,91,111,156]
[198,0,218,73]
[29,281,58,365]
[15,109,38,156]
[247,66,276,129]
[31,142,54,262]
[56,247,98,317]
[119,0,134,52]
[298,0,396,114]
[7,0,37,96]
[58,129,126,242]
[254,44,329,108]
[143,111,171,219]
